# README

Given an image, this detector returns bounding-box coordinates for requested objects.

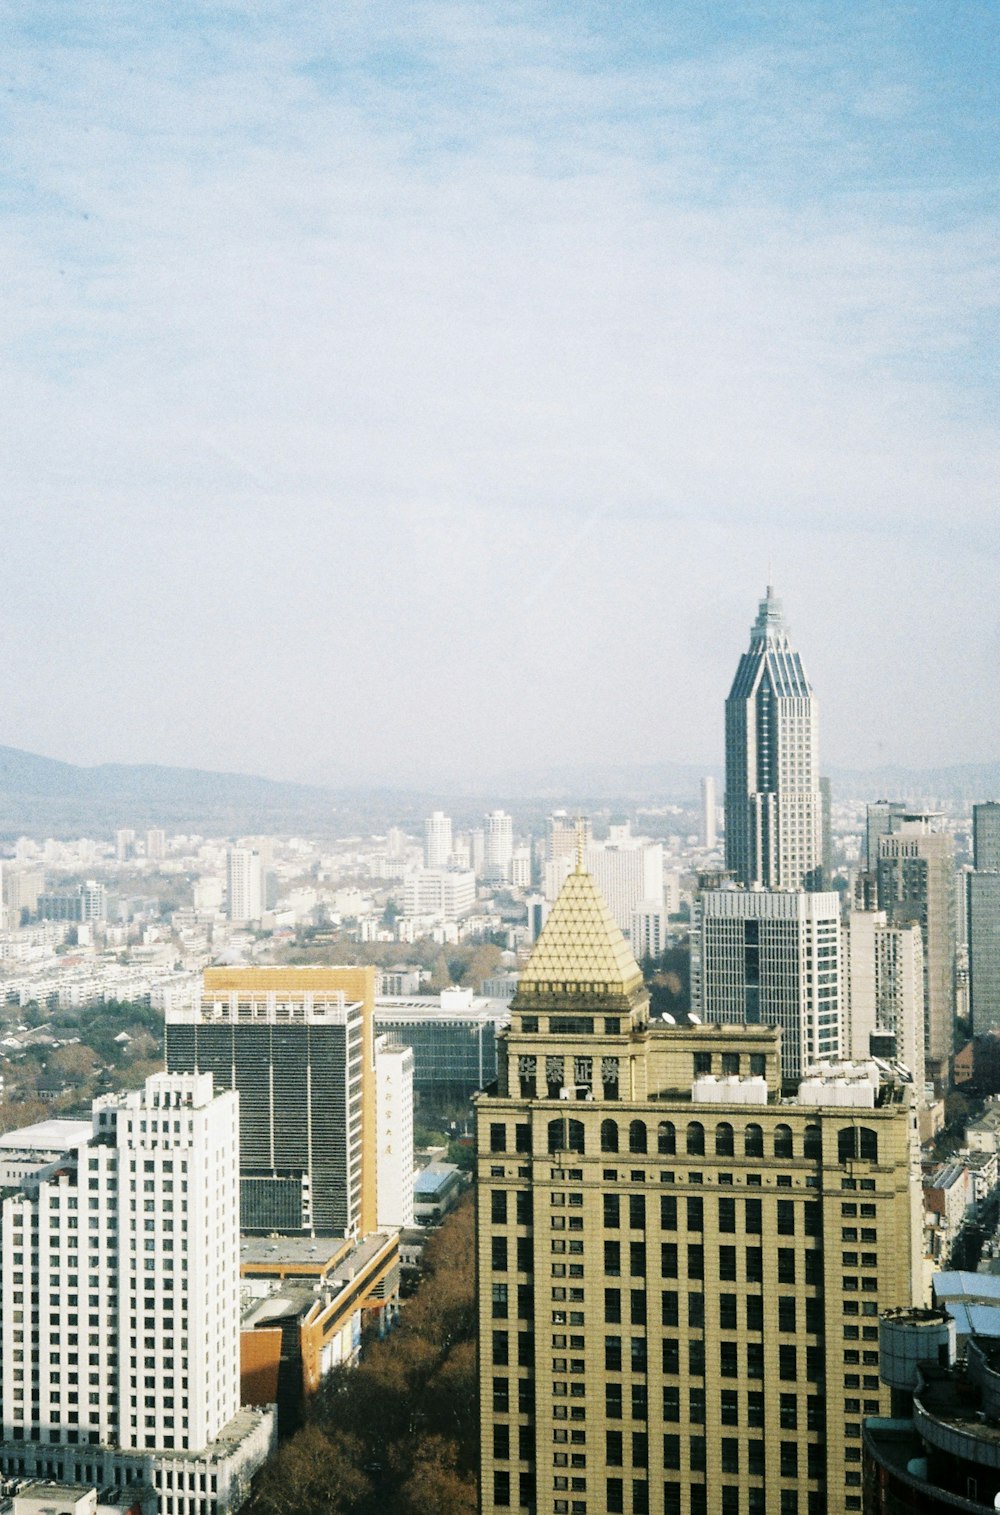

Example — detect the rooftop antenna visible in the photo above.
[575,815,586,873]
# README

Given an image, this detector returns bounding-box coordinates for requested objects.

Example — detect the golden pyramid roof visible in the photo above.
[517,863,644,1001]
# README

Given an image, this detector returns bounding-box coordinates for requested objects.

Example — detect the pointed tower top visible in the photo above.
[749,584,788,647]
[515,865,645,1010]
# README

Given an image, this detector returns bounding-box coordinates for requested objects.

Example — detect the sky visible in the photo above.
[1,1,997,787]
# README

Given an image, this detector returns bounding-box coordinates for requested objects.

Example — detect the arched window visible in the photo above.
[601,1119,619,1154]
[744,1123,764,1158]
[548,1118,564,1154]
[803,1124,822,1160]
[774,1124,794,1159]
[657,1121,676,1155]
[629,1120,648,1155]
[686,1121,705,1157]
[838,1126,878,1164]
[567,1119,585,1154]
[715,1122,735,1157]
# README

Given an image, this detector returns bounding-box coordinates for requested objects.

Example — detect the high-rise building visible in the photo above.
[843,910,925,1092]
[115,828,135,863]
[511,847,533,890]
[484,811,515,885]
[374,1036,414,1229]
[166,966,378,1237]
[699,776,717,850]
[694,887,843,1082]
[973,801,1000,871]
[876,818,955,1084]
[548,813,592,864]
[630,900,667,963]
[968,871,1000,1035]
[865,801,908,871]
[724,586,824,891]
[0,1072,275,1512]
[476,861,921,1515]
[226,846,263,925]
[403,868,477,918]
[3,868,43,924]
[584,842,664,937]
[424,811,453,870]
[145,827,167,861]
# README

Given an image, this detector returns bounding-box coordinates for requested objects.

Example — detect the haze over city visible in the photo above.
[3,2,997,788]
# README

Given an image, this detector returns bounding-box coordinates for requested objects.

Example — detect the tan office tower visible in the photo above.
[476,861,921,1515]
[875,818,955,1087]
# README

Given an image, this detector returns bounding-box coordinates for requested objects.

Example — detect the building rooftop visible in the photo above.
[0,1119,92,1152]
[414,1163,460,1198]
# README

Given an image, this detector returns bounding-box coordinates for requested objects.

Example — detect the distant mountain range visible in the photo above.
[0,745,996,838]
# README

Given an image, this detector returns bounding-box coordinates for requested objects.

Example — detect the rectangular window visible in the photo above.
[720,1342,738,1377]
[687,1245,704,1280]
[661,1243,678,1278]
[721,1390,738,1425]
[718,1198,736,1233]
[491,1191,508,1224]
[629,1195,646,1229]
[779,1297,796,1333]
[661,1290,678,1327]
[630,1242,646,1276]
[722,1439,739,1474]
[662,1386,680,1422]
[687,1197,703,1231]
[778,1248,796,1284]
[605,1289,622,1324]
[777,1200,795,1235]
[492,1284,509,1319]
[492,1237,508,1271]
[779,1345,798,1381]
[604,1194,620,1228]
[663,1434,680,1469]
[660,1195,677,1229]
[746,1248,763,1282]
[719,1245,737,1281]
[745,1199,762,1233]
[605,1336,622,1371]
[490,1124,506,1153]
[604,1242,621,1277]
[720,1294,738,1330]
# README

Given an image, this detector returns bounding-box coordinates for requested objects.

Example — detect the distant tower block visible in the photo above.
[725,586,824,891]
[700,776,717,849]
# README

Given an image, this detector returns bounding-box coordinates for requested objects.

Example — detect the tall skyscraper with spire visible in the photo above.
[725,586,824,891]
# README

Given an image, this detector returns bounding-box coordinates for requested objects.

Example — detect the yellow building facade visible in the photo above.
[476,864,922,1515]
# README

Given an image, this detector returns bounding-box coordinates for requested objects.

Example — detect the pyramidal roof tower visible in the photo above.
[724,586,824,891]
[516,853,646,1012]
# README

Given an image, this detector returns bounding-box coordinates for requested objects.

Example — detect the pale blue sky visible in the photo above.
[1,2,997,785]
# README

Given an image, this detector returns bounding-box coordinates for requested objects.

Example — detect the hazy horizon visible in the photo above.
[3,4,997,787]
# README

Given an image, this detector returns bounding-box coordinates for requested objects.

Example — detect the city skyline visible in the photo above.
[2,4,998,785]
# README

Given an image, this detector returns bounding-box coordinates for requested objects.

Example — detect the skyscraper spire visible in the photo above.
[725,586,824,891]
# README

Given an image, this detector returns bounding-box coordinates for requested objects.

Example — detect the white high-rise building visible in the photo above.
[630,899,666,962]
[844,909,925,1092]
[483,811,513,884]
[145,828,167,861]
[724,587,824,891]
[424,811,453,870]
[0,1073,274,1513]
[402,869,476,918]
[226,846,263,924]
[115,829,136,863]
[510,846,532,890]
[700,775,717,849]
[695,887,842,1081]
[584,841,663,936]
[374,1037,414,1229]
